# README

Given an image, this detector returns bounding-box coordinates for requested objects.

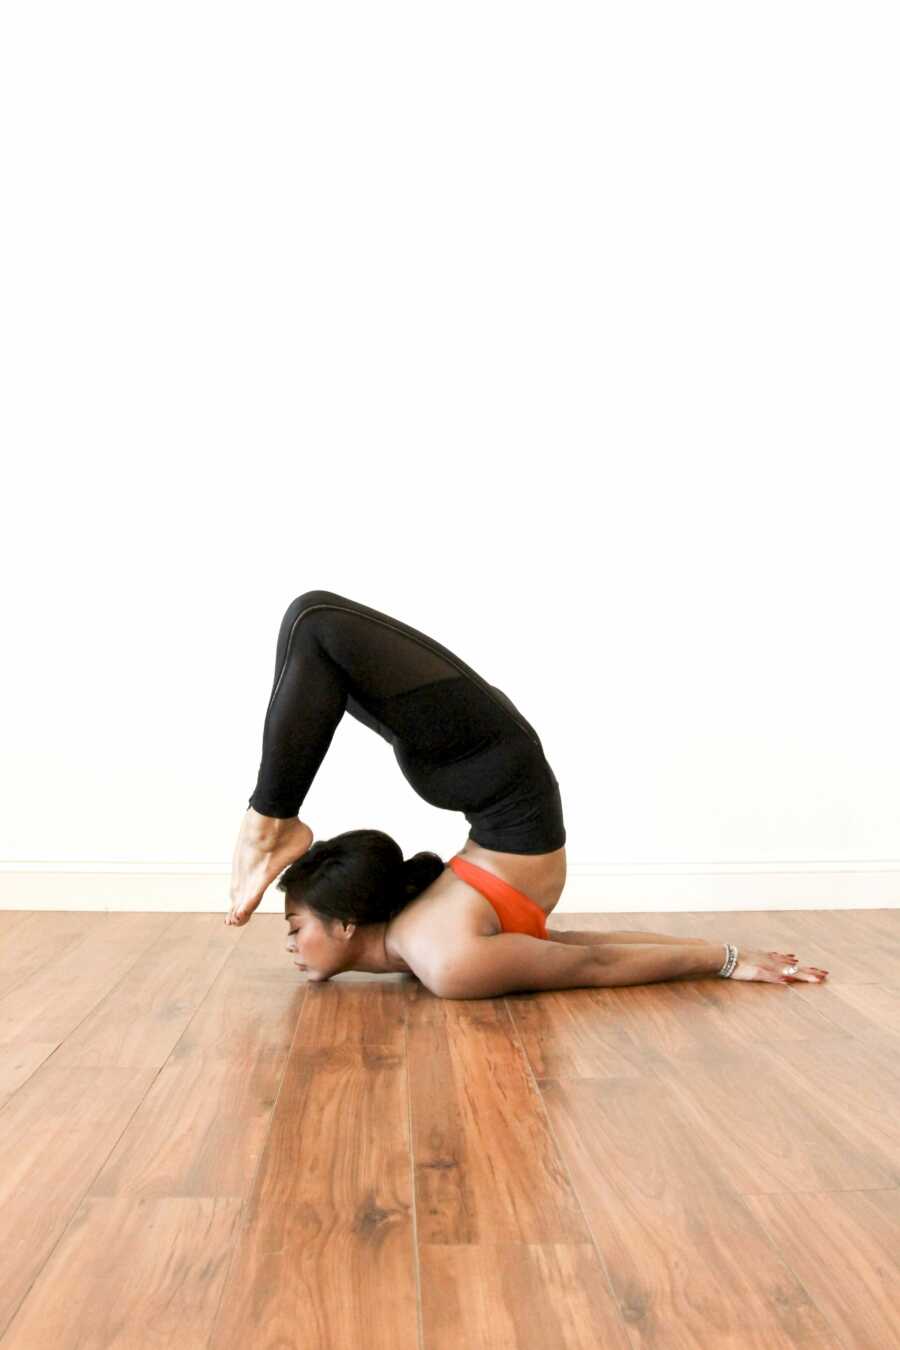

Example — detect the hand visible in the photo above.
[729,947,829,984]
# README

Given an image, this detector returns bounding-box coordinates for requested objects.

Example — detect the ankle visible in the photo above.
[244,808,300,840]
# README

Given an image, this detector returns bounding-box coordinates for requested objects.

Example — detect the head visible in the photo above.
[278,828,445,981]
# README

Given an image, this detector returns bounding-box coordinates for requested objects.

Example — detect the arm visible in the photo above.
[422,934,726,1000]
[548,927,723,950]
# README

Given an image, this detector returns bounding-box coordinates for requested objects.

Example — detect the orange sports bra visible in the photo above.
[446,855,549,940]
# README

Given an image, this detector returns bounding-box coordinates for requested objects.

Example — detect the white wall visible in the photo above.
[2,2,897,911]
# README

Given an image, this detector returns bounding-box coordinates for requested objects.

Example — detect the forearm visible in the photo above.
[593,942,726,986]
[549,927,723,950]
[426,934,728,999]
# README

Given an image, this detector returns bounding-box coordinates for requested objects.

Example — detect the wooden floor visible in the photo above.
[0,907,898,1349]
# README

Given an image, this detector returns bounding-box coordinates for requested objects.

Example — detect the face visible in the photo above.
[284,902,353,981]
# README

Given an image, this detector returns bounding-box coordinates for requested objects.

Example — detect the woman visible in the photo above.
[226,590,828,997]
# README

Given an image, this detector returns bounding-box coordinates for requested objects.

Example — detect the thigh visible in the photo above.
[289,589,544,747]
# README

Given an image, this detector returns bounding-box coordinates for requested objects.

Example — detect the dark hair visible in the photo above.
[277,828,446,927]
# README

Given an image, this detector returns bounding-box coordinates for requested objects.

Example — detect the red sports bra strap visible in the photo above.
[447,855,548,939]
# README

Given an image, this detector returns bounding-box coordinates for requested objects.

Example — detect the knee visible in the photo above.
[280,590,343,640]
[290,589,342,614]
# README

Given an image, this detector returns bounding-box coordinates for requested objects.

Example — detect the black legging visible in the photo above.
[248,589,566,854]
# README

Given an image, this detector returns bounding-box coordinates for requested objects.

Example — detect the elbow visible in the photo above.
[420,956,484,1001]
[423,971,474,1001]
[426,968,528,1001]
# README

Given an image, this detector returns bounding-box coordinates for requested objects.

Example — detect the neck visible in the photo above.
[344,919,409,975]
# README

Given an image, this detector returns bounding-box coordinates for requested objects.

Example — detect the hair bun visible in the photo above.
[398,850,446,899]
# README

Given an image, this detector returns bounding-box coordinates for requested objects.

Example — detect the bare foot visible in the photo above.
[226,809,313,926]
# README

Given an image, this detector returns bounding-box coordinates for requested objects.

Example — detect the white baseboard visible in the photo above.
[0,859,898,912]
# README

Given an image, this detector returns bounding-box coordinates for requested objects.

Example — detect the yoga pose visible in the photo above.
[226,590,828,997]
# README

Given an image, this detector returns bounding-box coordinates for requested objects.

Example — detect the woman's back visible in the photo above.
[385,843,567,973]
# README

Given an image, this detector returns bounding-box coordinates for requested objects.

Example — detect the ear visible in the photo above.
[338,920,357,941]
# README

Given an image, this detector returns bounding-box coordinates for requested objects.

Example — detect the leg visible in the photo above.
[228,595,352,925]
[230,588,464,925]
[248,594,352,818]
[247,587,467,818]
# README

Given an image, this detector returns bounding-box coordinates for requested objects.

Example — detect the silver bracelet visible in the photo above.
[716,942,738,977]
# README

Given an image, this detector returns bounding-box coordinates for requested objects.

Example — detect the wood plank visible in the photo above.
[0,912,174,1106]
[420,1243,632,1350]
[0,910,109,999]
[407,985,589,1245]
[750,913,900,984]
[209,1041,419,1350]
[647,1040,899,1194]
[293,973,410,1052]
[751,1029,900,1175]
[789,982,900,1036]
[0,914,296,1340]
[819,909,900,946]
[84,914,304,1199]
[542,1074,846,1347]
[0,1065,158,1338]
[86,967,302,1200]
[3,925,417,1349]
[507,976,838,1081]
[742,1187,900,1350]
[55,914,239,1069]
[0,1194,242,1350]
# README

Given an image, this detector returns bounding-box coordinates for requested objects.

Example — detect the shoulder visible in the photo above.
[386,867,501,982]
